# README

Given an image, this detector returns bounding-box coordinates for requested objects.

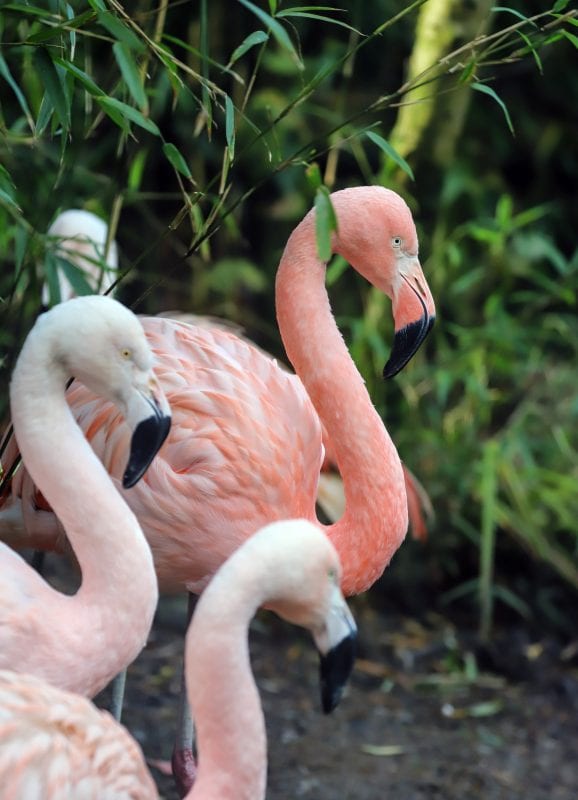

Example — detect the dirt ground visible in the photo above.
[93,593,578,800]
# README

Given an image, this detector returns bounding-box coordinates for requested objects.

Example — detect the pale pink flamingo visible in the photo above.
[0,186,434,784]
[0,295,171,698]
[41,208,118,305]
[0,518,356,800]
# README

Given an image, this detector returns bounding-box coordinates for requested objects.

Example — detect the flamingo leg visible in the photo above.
[172,591,197,798]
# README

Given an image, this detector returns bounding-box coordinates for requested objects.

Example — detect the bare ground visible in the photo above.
[94,594,578,800]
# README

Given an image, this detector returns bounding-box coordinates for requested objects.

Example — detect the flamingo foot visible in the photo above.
[172,746,197,798]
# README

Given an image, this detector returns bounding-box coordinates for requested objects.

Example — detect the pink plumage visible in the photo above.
[0,669,157,800]
[1,186,435,599]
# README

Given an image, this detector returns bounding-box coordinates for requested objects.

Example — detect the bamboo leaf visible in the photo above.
[305,162,322,190]
[97,97,160,136]
[365,131,415,181]
[43,252,62,305]
[54,58,104,96]
[562,29,578,49]
[225,94,236,162]
[314,186,338,262]
[163,143,192,178]
[471,82,514,135]
[491,7,537,26]
[277,9,362,34]
[113,41,147,110]
[33,47,70,131]
[229,30,270,65]
[237,0,302,68]
[56,256,96,296]
[97,10,145,52]
[0,53,34,130]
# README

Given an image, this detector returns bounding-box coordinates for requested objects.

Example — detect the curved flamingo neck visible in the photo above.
[186,559,267,800]
[275,215,408,595]
[9,328,158,694]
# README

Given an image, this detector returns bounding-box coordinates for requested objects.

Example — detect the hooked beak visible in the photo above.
[383,262,436,379]
[123,381,171,489]
[314,586,357,714]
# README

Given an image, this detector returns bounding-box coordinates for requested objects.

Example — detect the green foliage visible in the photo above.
[0,0,577,635]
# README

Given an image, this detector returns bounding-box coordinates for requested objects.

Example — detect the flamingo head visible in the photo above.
[40,295,171,487]
[259,519,358,714]
[330,186,436,377]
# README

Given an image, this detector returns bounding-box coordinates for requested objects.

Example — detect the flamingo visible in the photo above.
[0,186,434,785]
[41,208,118,305]
[0,295,171,698]
[2,186,435,585]
[0,518,357,800]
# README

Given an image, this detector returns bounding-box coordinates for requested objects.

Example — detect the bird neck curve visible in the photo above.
[275,212,408,595]
[9,320,158,695]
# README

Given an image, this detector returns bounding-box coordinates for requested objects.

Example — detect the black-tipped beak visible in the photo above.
[383,312,435,378]
[319,631,357,714]
[123,404,171,489]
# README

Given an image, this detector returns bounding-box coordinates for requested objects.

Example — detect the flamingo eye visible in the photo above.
[392,236,402,249]
[328,567,338,583]
[120,348,132,360]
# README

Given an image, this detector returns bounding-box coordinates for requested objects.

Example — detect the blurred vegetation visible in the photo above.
[0,0,577,638]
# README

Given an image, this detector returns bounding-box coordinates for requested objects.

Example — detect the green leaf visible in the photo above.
[97,97,160,136]
[305,162,322,190]
[365,131,415,181]
[113,41,147,110]
[1,3,56,17]
[56,256,96,296]
[95,97,130,133]
[491,7,537,26]
[163,143,192,178]
[229,30,269,65]
[54,58,104,96]
[314,186,338,262]
[43,252,62,305]
[515,30,543,73]
[552,0,570,10]
[128,148,149,190]
[225,94,236,161]
[97,10,145,52]
[0,53,34,130]
[276,9,362,35]
[326,254,348,286]
[0,188,21,212]
[562,29,578,49]
[33,47,70,130]
[236,0,302,68]
[471,82,514,134]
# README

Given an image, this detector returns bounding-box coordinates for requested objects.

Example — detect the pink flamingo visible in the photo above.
[2,186,435,591]
[0,518,356,800]
[0,186,434,784]
[0,295,171,698]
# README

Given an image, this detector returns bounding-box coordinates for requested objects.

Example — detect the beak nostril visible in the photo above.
[414,276,426,299]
